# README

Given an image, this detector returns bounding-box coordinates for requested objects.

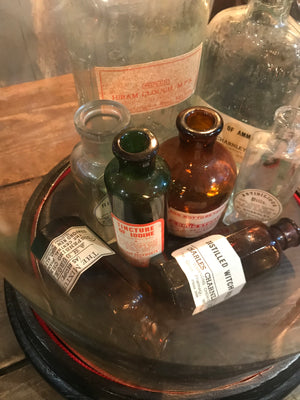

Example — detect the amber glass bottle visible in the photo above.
[159,106,237,238]
[150,217,300,316]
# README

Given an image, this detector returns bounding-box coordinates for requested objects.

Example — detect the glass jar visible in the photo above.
[70,100,130,242]
[56,0,212,143]
[159,106,237,238]
[223,105,300,225]
[195,0,300,165]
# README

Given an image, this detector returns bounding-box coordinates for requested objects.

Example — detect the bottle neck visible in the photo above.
[117,157,156,176]
[246,0,293,24]
[113,128,159,176]
[177,106,223,148]
[74,99,130,160]
[269,218,300,250]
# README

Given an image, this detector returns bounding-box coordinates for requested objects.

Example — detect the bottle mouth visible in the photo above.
[74,100,131,141]
[177,106,223,141]
[112,128,158,162]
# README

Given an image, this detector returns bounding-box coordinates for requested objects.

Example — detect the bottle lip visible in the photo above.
[176,106,223,141]
[112,128,158,162]
[74,100,131,141]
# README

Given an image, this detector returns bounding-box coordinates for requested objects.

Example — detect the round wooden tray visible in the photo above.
[7,157,300,399]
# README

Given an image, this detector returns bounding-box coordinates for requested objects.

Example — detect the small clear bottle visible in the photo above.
[104,128,171,267]
[71,100,130,242]
[159,106,237,238]
[195,0,300,166]
[223,106,300,226]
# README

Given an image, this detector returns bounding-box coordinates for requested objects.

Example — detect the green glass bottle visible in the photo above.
[104,128,171,267]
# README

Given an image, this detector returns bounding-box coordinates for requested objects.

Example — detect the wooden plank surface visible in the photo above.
[0,74,78,187]
[0,74,77,399]
[0,362,64,400]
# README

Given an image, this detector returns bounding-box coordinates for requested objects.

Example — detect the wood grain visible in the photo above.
[0,74,78,187]
[0,362,64,400]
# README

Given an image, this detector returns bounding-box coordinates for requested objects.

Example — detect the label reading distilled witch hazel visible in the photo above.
[112,214,164,267]
[172,235,246,314]
[40,226,114,294]
[95,44,202,114]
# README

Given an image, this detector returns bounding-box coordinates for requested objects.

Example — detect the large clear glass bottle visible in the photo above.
[195,0,300,165]
[104,128,171,267]
[70,100,130,242]
[150,217,300,316]
[223,105,300,226]
[159,106,237,238]
[55,0,212,143]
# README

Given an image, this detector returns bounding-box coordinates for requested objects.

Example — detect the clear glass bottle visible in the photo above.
[159,106,237,238]
[30,216,170,356]
[104,128,171,267]
[150,217,300,316]
[55,0,211,143]
[223,106,300,226]
[70,100,130,242]
[195,0,300,165]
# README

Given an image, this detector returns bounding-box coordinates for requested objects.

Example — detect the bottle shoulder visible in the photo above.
[207,7,299,52]
[104,157,170,197]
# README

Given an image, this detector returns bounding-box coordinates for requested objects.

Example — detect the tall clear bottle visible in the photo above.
[70,100,130,242]
[195,0,300,165]
[223,105,300,225]
[55,0,212,143]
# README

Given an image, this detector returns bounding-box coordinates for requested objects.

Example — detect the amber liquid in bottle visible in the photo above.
[159,106,237,238]
[150,217,300,316]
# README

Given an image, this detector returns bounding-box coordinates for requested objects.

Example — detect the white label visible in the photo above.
[234,189,283,223]
[172,235,246,314]
[200,100,259,165]
[94,195,112,226]
[40,226,115,294]
[112,214,164,267]
[95,44,202,114]
[168,201,228,238]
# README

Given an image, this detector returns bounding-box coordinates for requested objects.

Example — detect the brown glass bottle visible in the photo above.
[150,217,300,316]
[159,106,237,238]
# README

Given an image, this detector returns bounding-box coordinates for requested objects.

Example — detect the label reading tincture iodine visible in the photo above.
[40,226,115,294]
[172,234,246,314]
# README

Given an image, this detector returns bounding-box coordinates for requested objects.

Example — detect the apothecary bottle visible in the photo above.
[104,128,171,267]
[151,217,300,316]
[70,100,130,242]
[223,106,300,226]
[31,216,170,357]
[55,0,212,143]
[195,0,300,165]
[159,106,237,238]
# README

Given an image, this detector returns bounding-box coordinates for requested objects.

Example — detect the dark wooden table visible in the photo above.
[0,74,299,399]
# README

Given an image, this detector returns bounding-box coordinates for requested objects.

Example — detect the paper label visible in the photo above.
[200,100,259,165]
[168,201,228,238]
[94,195,112,226]
[233,189,283,223]
[172,235,246,314]
[40,226,115,294]
[95,44,202,114]
[112,214,164,267]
